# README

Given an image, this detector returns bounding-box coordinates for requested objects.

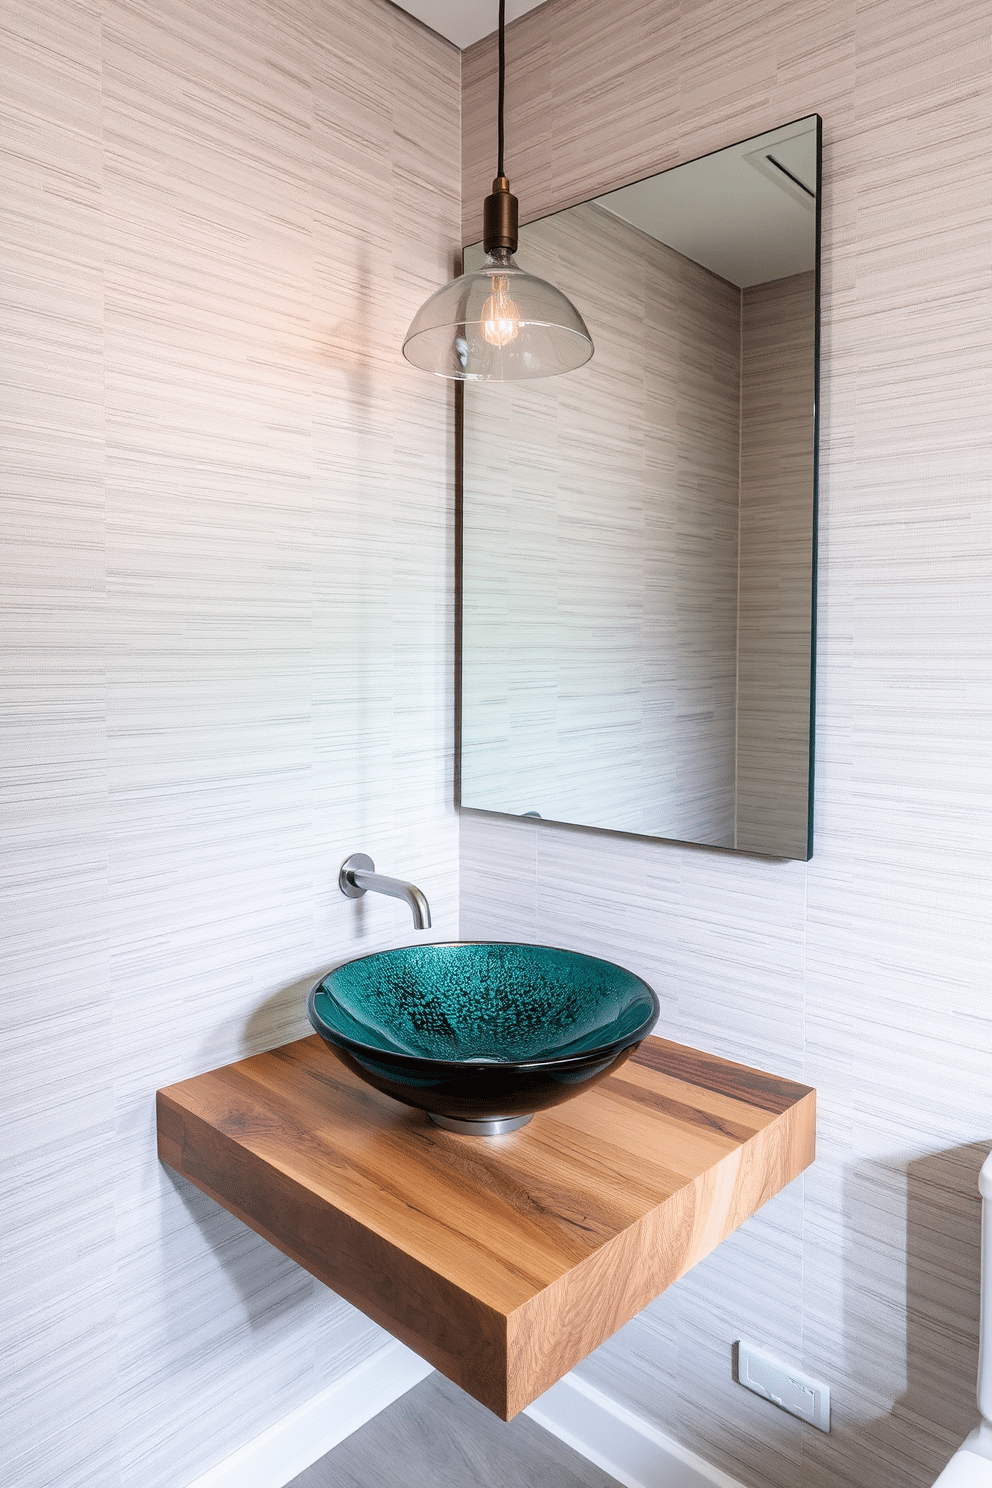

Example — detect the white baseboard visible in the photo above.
[184,1345,747,1488]
[183,1339,433,1488]
[524,1370,748,1488]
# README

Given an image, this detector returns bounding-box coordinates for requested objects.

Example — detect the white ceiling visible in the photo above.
[392,0,545,50]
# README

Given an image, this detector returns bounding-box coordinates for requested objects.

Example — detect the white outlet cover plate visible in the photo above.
[735,1340,830,1432]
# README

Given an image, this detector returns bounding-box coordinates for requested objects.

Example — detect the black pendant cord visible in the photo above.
[482,0,517,255]
[497,0,506,178]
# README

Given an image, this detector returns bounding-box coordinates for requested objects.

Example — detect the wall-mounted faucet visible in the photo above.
[338,853,432,931]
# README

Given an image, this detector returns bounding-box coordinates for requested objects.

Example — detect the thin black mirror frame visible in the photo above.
[455,113,822,862]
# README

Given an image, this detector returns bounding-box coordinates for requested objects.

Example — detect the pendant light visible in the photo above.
[402,0,594,382]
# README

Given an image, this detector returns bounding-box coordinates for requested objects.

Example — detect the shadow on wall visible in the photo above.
[242,973,330,1057]
[162,1165,313,1343]
[152,973,327,1367]
[153,970,333,1363]
[824,1141,990,1488]
[154,974,323,1344]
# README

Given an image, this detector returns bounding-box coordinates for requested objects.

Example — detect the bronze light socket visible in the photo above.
[483,176,519,255]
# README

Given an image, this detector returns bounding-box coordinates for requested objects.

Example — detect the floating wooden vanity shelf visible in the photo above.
[157,1035,815,1420]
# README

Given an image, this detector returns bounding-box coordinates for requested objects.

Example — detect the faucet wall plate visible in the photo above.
[340,853,375,899]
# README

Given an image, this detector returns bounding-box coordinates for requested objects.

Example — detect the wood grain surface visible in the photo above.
[157,1035,815,1418]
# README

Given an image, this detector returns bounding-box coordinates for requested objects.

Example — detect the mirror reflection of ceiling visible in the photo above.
[391,0,544,49]
[595,120,817,288]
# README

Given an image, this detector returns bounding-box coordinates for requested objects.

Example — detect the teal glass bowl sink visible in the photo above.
[307,942,659,1135]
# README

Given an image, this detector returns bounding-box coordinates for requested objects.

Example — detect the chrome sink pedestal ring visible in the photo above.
[429,1112,533,1136]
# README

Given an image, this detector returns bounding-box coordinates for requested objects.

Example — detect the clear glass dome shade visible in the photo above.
[402,251,594,381]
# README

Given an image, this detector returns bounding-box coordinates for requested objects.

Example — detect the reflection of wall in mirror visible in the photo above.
[461,203,813,853]
[462,200,741,844]
[737,271,815,858]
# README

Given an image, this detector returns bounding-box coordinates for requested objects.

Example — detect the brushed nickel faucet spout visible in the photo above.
[338,853,431,931]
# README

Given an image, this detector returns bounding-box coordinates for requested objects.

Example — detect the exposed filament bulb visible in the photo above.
[482,274,520,347]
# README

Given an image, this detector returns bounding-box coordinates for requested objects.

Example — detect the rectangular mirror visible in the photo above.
[459,116,820,859]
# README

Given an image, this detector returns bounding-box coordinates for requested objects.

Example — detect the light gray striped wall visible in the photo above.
[5,3,991,1488]
[0,1,460,1485]
[461,5,992,1488]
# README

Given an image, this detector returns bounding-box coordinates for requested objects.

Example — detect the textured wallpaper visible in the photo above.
[5,3,991,1488]
[1,1,460,1484]
[462,4,992,1488]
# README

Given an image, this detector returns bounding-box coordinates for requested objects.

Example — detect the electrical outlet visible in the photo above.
[734,1340,830,1432]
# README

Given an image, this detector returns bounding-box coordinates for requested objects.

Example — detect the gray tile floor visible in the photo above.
[287,1373,623,1488]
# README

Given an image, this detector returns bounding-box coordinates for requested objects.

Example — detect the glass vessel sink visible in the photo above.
[307,942,659,1135]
